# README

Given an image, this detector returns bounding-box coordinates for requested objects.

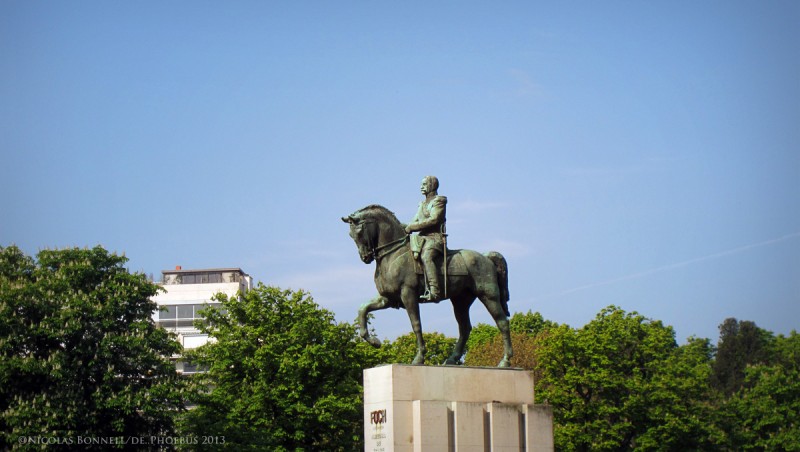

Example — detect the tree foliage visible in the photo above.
[464,310,556,363]
[181,285,369,451]
[464,331,542,372]
[377,332,457,366]
[0,245,184,449]
[535,308,724,450]
[5,243,797,451]
[716,331,800,450]
[465,306,800,450]
[467,306,727,450]
[711,318,773,396]
[464,322,500,355]
[508,310,557,336]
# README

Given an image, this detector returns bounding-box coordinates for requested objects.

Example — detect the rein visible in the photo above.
[362,221,408,262]
[372,235,408,261]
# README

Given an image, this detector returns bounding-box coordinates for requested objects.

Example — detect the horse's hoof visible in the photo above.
[411,356,425,366]
[498,358,511,368]
[443,356,459,366]
[365,336,382,348]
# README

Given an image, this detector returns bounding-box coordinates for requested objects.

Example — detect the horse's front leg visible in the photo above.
[401,286,426,365]
[358,295,391,348]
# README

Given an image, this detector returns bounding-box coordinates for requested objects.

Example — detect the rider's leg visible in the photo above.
[420,247,441,300]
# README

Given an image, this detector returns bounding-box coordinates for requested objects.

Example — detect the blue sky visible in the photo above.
[2,1,798,344]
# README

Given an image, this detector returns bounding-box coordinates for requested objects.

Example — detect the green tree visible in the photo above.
[536,306,720,450]
[509,310,557,335]
[717,331,800,450]
[379,332,456,365]
[464,331,543,373]
[181,285,367,451]
[712,318,773,396]
[464,322,500,355]
[633,336,724,449]
[0,245,184,449]
[464,310,557,364]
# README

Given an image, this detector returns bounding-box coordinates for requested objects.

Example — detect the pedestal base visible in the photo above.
[364,364,553,451]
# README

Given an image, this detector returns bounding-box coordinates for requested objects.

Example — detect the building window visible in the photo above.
[157,303,223,330]
[181,360,209,374]
[177,272,224,285]
[159,305,177,320]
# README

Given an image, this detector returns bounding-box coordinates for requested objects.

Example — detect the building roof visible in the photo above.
[161,267,248,275]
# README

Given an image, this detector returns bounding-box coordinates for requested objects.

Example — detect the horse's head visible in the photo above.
[342,205,404,264]
[341,213,378,264]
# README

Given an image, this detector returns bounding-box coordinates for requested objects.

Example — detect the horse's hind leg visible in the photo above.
[478,292,513,367]
[358,295,391,348]
[401,286,426,365]
[497,320,513,368]
[445,294,475,365]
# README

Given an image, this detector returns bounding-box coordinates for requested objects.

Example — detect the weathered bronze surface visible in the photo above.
[342,177,513,367]
[406,176,447,301]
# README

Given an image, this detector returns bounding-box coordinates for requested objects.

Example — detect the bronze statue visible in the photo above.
[342,179,513,367]
[406,176,447,301]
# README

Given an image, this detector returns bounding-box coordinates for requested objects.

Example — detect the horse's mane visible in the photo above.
[355,204,402,225]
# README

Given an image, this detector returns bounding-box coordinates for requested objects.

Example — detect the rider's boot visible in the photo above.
[420,258,441,301]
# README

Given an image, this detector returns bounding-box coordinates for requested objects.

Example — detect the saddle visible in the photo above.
[412,249,469,277]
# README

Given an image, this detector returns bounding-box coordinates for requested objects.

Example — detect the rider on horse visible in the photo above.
[405,175,447,301]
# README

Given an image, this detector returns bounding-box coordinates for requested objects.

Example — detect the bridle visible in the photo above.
[359,221,409,262]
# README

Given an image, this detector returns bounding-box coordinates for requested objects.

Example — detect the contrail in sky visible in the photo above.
[544,231,800,300]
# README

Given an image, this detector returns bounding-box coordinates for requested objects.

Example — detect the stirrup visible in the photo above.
[420,289,441,301]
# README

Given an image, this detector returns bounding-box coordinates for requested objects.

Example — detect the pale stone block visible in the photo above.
[391,401,413,451]
[365,364,534,404]
[487,403,523,452]
[364,400,413,452]
[524,404,554,452]
[451,401,486,452]
[412,400,450,452]
[364,364,397,404]
[363,365,551,452]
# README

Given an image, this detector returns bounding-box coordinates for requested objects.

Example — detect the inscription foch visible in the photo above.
[370,409,387,426]
[369,409,387,451]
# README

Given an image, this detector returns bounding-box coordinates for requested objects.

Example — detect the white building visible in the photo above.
[152,266,252,373]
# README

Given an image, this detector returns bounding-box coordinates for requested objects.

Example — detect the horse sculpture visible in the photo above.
[342,204,513,367]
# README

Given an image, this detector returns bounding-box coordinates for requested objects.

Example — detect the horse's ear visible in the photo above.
[341,215,356,224]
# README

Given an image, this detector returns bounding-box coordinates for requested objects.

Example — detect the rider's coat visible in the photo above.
[407,195,447,253]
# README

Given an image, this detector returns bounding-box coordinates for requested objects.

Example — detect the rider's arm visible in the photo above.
[405,202,424,233]
[407,196,446,231]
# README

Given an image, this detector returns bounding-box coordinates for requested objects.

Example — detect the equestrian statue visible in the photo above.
[342,176,513,367]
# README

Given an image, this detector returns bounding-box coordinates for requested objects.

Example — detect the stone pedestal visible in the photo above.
[364,364,554,452]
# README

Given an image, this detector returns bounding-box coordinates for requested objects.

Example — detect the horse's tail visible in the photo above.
[486,251,510,317]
